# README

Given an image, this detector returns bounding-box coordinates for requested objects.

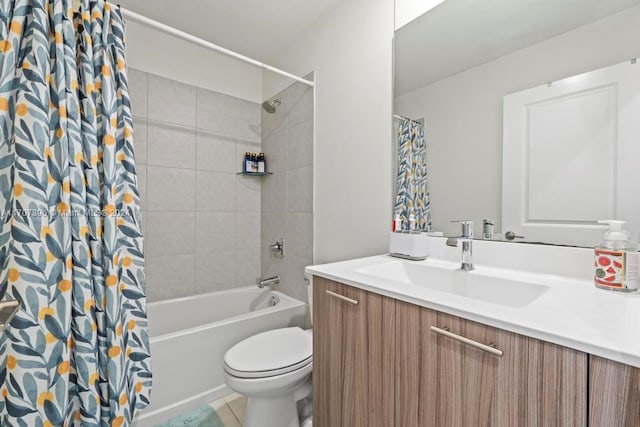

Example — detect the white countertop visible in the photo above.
[306,238,640,368]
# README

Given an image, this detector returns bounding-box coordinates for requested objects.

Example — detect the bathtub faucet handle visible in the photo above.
[269,238,285,257]
[258,275,280,288]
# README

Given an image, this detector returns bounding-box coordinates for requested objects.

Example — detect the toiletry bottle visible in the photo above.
[258,153,266,173]
[243,152,252,173]
[408,214,416,232]
[594,220,639,292]
[251,153,258,173]
[393,214,401,232]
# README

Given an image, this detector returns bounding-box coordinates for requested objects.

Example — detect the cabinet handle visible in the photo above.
[430,325,503,357]
[326,290,359,305]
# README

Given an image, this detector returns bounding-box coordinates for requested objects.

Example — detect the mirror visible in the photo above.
[394,0,640,246]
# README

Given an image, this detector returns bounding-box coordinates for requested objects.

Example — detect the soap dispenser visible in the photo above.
[594,220,639,292]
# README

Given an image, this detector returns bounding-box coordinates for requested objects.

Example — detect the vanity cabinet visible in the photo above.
[396,300,587,426]
[589,356,640,426]
[312,277,396,427]
[314,276,640,426]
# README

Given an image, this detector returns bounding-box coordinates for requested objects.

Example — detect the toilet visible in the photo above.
[223,281,313,427]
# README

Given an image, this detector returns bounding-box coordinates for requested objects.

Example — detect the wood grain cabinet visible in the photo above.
[312,277,396,427]
[589,356,640,427]
[396,301,587,426]
[313,277,639,427]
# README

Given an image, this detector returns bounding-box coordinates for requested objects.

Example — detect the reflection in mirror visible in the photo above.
[394,0,640,246]
[393,115,431,231]
[503,60,640,247]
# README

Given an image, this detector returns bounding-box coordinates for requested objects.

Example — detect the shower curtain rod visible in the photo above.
[117,6,315,87]
[394,114,422,125]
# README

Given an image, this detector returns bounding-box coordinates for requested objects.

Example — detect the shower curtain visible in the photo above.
[0,0,151,425]
[394,117,430,230]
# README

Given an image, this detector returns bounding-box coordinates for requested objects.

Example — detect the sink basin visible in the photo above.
[356,260,549,308]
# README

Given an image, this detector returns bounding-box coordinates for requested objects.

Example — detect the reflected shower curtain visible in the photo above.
[0,0,151,425]
[394,117,430,230]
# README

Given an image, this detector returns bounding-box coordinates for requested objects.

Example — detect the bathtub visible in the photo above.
[135,286,307,426]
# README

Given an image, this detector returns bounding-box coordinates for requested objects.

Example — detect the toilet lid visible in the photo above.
[224,327,312,379]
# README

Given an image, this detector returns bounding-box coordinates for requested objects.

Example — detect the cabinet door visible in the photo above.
[397,304,498,427]
[495,328,587,425]
[589,355,640,427]
[396,302,587,426]
[312,277,395,427]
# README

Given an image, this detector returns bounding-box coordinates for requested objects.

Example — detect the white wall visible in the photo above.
[394,0,445,30]
[125,20,263,103]
[265,0,395,264]
[395,5,640,237]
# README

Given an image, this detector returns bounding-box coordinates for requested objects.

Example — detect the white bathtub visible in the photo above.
[135,286,307,426]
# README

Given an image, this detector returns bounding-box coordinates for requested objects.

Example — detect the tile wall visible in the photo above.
[128,68,262,302]
[261,79,314,303]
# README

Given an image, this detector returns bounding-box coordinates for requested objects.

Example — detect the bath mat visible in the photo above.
[157,405,224,427]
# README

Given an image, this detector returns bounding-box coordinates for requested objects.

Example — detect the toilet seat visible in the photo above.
[224,327,312,379]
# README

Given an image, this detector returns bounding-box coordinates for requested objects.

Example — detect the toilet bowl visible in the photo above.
[223,326,313,427]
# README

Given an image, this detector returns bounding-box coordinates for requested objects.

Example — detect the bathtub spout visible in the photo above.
[258,275,280,288]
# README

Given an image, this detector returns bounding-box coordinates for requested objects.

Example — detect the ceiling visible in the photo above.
[395,0,640,96]
[116,0,340,63]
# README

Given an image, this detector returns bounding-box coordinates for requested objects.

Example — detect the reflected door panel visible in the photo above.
[502,61,640,246]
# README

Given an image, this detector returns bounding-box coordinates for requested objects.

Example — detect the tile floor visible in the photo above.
[210,393,248,427]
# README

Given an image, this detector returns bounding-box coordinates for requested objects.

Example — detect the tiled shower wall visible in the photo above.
[128,68,262,302]
[261,79,314,303]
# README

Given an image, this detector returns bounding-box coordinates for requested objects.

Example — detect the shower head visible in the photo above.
[262,98,282,114]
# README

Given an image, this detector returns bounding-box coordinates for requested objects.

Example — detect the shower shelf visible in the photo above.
[237,172,273,177]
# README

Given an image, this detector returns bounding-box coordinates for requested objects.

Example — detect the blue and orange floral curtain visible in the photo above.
[394,117,430,230]
[0,0,151,425]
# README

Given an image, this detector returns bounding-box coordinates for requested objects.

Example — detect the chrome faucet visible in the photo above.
[258,275,280,288]
[482,219,494,240]
[446,220,474,270]
[269,238,285,257]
